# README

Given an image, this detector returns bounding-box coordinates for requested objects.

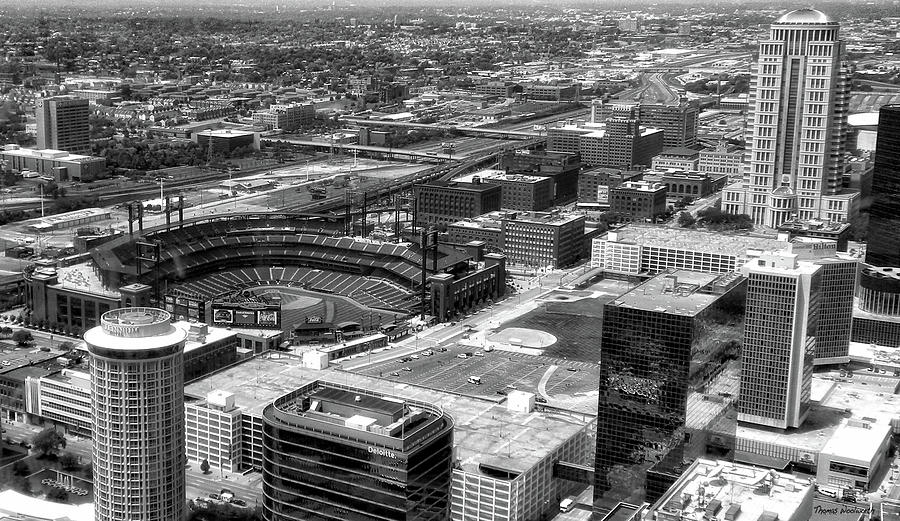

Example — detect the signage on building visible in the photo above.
[597,186,609,204]
[213,309,234,324]
[368,446,398,459]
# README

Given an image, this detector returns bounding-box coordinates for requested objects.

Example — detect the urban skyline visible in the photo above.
[0,3,898,521]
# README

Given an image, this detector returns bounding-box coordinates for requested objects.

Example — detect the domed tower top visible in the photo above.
[774,8,836,25]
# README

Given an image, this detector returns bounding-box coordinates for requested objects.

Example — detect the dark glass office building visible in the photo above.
[262,381,454,521]
[593,270,745,515]
[867,104,900,268]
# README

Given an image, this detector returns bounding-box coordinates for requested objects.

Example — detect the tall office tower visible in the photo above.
[84,308,187,521]
[722,9,858,227]
[738,251,821,429]
[866,105,900,267]
[36,95,90,154]
[262,381,454,521]
[852,105,900,347]
[790,239,857,365]
[594,271,746,514]
[636,98,700,149]
[594,98,699,149]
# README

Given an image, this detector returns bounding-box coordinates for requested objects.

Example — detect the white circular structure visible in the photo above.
[84,307,187,521]
[774,8,835,25]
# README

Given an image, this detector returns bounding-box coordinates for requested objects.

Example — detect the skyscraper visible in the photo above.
[36,95,90,154]
[866,105,900,267]
[594,270,745,513]
[722,9,858,227]
[84,308,187,521]
[738,251,821,429]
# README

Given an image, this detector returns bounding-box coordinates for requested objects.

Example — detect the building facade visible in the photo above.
[650,147,699,171]
[262,381,454,521]
[577,168,643,204]
[722,9,857,227]
[36,95,90,154]
[252,103,315,131]
[791,239,857,365]
[590,225,790,276]
[594,271,745,513]
[698,143,744,179]
[414,180,502,227]
[499,150,581,205]
[84,307,187,521]
[738,252,821,429]
[866,104,900,268]
[1,145,106,182]
[501,212,585,268]
[609,181,668,220]
[595,99,700,149]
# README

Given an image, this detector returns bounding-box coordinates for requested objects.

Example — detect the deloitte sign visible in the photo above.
[368,446,399,459]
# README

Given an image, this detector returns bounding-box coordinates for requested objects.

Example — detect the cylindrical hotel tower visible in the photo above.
[84,308,187,521]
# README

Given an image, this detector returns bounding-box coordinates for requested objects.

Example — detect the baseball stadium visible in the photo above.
[51,212,505,342]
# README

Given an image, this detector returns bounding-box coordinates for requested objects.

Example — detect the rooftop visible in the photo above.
[43,368,91,390]
[821,419,891,462]
[604,224,789,258]
[83,308,187,351]
[420,180,501,192]
[609,270,743,317]
[50,263,120,299]
[504,210,584,226]
[454,169,548,185]
[184,354,592,476]
[646,458,813,521]
[0,145,100,163]
[733,374,900,456]
[657,147,700,158]
[197,128,257,138]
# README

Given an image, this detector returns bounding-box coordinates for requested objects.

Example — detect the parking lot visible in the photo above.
[349,341,601,412]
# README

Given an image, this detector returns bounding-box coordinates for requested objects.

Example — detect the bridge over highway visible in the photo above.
[339,117,541,139]
[260,136,456,162]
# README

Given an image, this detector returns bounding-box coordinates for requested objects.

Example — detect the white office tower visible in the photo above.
[722,9,858,227]
[739,251,822,429]
[84,308,187,521]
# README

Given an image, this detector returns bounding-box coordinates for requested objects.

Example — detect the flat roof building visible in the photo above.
[1,144,107,183]
[499,149,581,205]
[590,224,789,276]
[577,167,643,204]
[651,147,700,172]
[36,95,90,155]
[609,181,668,221]
[739,252,822,429]
[414,180,502,227]
[184,354,595,521]
[262,381,454,521]
[501,211,586,268]
[454,169,554,212]
[595,270,746,512]
[644,458,814,521]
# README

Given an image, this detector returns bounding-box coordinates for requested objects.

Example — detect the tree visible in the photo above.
[31,428,66,458]
[19,477,32,495]
[46,488,69,503]
[200,458,211,475]
[60,452,80,470]
[677,211,696,228]
[12,459,30,476]
[11,329,33,346]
